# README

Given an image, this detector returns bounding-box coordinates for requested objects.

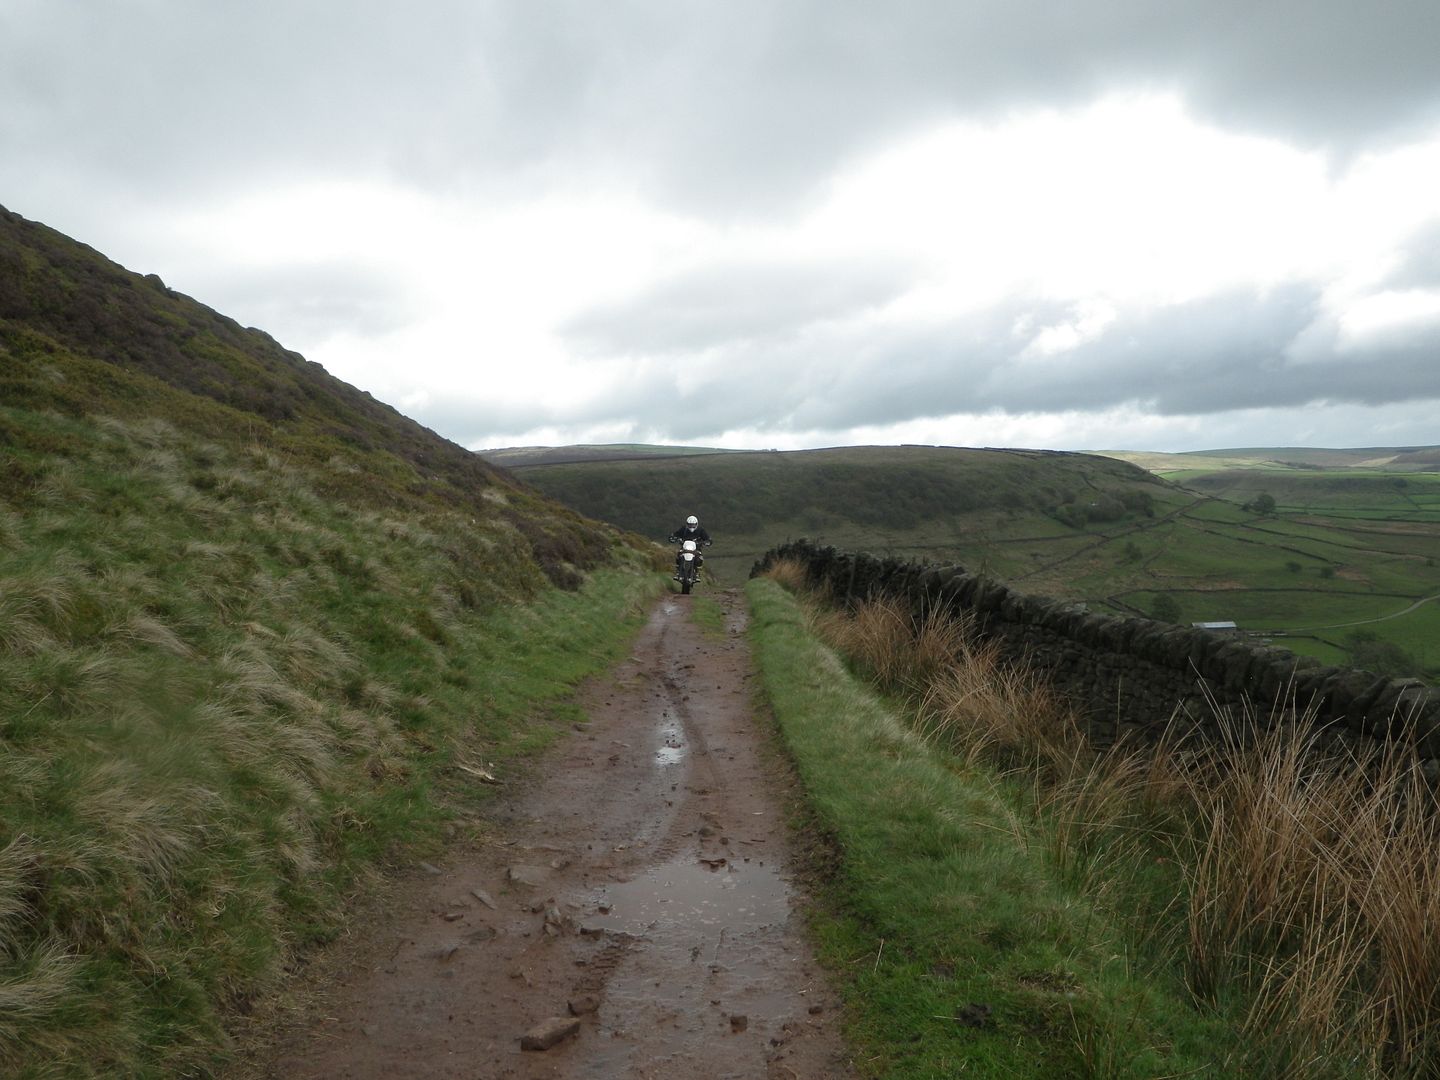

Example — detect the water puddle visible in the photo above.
[654,709,687,766]
[589,858,790,934]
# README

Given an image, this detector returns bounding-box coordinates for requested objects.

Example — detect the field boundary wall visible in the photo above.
[752,539,1440,760]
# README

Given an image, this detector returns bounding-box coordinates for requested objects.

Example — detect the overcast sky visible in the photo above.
[4,1,1440,453]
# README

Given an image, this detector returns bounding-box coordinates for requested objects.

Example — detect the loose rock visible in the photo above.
[507,865,552,888]
[568,994,600,1016]
[470,888,498,910]
[520,1016,581,1051]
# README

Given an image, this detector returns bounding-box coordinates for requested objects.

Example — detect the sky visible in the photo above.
[4,1,1440,454]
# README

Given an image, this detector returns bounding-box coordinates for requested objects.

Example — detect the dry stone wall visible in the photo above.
[753,540,1440,760]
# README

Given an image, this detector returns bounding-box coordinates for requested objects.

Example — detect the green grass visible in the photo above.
[746,577,1232,1077]
[1276,602,1440,675]
[1,205,631,589]
[0,413,661,1079]
[687,594,728,637]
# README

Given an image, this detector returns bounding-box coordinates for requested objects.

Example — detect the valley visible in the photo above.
[500,444,1440,679]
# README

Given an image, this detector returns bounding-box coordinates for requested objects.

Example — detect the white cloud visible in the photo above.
[1337,289,1440,349]
[1021,300,1119,360]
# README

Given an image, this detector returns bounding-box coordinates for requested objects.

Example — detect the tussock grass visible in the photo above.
[773,572,1440,1077]
[1173,712,1440,1076]
[917,639,1085,781]
[0,412,658,1078]
[747,575,1230,1077]
[759,555,812,595]
[811,595,970,697]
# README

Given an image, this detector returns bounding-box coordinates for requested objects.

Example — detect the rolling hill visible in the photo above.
[0,204,619,583]
[0,205,658,1077]
[504,443,1440,676]
[498,443,1171,582]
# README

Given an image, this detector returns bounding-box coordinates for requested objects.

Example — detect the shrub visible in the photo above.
[1345,630,1425,679]
[1150,593,1182,624]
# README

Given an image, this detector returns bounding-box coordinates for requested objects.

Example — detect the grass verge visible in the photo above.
[746,576,1231,1077]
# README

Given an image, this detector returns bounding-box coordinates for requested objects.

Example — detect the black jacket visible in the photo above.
[668,523,711,545]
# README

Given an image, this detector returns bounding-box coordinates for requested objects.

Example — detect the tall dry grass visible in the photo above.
[759,555,813,596]
[809,594,972,699]
[790,580,1440,1077]
[1177,710,1440,1075]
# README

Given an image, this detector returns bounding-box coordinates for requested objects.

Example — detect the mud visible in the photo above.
[234,591,854,1079]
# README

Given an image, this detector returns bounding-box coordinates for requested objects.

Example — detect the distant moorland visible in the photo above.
[496,443,1440,679]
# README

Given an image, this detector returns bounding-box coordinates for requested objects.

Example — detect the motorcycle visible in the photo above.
[671,538,707,594]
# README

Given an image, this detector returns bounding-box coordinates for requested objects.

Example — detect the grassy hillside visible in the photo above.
[0,204,614,582]
[1107,446,1440,472]
[1097,451,1440,673]
[512,443,1165,576]
[481,443,749,467]
[0,206,662,1077]
[514,445,1440,678]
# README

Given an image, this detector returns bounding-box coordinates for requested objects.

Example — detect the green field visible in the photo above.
[510,445,1440,679]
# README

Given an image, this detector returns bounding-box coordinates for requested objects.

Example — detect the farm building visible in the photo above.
[1192,620,1239,634]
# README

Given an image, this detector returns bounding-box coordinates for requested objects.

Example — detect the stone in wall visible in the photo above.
[753,539,1437,760]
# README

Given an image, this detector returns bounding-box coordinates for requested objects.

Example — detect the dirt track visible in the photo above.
[236,590,854,1079]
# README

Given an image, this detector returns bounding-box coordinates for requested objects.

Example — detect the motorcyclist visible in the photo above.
[667,515,712,579]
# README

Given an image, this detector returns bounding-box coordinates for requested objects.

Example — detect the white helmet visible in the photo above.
[686,515,698,526]
[682,540,697,552]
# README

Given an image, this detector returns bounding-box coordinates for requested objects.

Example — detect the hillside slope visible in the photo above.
[509,443,1169,581]
[1105,446,1440,474]
[0,204,616,586]
[0,206,659,1077]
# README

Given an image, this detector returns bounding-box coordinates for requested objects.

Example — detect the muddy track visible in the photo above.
[233,590,854,1079]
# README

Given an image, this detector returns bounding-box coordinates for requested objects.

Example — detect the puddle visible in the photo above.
[654,709,687,766]
[588,858,790,934]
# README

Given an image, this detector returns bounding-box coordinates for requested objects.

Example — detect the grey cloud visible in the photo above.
[545,285,1440,442]
[562,257,915,355]
[194,263,418,342]
[5,1,1440,219]
[404,395,566,450]
[1387,221,1440,289]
